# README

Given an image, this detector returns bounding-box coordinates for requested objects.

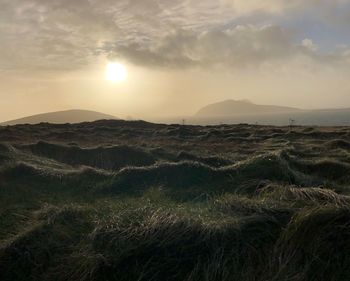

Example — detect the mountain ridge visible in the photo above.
[195,99,302,117]
[1,109,118,125]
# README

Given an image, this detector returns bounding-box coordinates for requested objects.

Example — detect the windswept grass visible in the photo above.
[1,121,350,280]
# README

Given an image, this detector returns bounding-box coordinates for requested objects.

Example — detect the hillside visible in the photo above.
[189,100,350,126]
[195,99,301,117]
[1,109,117,125]
[1,121,350,280]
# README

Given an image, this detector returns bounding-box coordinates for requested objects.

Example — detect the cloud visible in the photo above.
[0,0,121,71]
[107,25,278,67]
[0,0,349,71]
[228,0,348,16]
[302,38,318,51]
[106,25,335,70]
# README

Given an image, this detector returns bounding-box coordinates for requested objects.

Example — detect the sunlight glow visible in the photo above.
[105,62,128,83]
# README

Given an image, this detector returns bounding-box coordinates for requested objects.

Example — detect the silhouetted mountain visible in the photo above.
[195,99,301,117]
[1,109,118,125]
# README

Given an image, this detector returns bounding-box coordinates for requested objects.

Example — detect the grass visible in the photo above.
[1,121,350,280]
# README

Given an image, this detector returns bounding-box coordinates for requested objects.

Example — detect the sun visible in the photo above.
[105,62,127,83]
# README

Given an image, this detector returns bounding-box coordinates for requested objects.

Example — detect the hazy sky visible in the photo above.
[1,0,350,121]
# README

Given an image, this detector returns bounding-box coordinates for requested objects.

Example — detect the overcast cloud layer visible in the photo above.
[1,0,350,71]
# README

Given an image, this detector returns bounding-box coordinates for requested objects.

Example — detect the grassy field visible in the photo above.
[1,120,350,280]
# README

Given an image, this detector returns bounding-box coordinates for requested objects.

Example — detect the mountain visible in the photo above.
[195,99,301,117]
[188,100,350,126]
[1,109,118,125]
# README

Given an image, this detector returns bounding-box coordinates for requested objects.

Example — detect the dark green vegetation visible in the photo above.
[1,120,350,280]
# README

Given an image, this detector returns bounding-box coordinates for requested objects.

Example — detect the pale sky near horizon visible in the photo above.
[1,0,350,122]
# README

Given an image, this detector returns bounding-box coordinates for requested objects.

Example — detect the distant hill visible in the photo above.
[1,109,118,125]
[184,100,350,126]
[195,99,301,117]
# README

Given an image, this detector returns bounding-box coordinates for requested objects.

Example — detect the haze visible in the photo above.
[1,0,350,122]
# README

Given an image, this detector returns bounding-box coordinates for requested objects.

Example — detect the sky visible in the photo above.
[1,0,350,121]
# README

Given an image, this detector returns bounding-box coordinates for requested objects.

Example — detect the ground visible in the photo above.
[1,120,350,281]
